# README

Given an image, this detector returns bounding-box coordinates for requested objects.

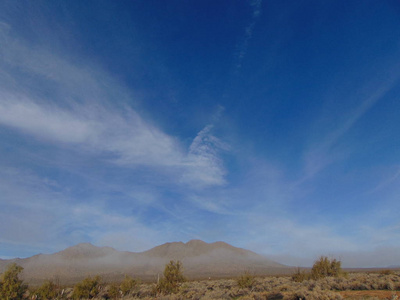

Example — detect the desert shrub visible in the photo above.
[0,263,27,300]
[348,280,371,291]
[72,275,102,299]
[155,260,185,295]
[279,284,291,292]
[380,269,395,275]
[236,272,255,289]
[107,283,120,299]
[34,280,59,299]
[264,291,284,299]
[311,256,346,280]
[318,277,335,290]
[378,279,394,290]
[120,275,139,295]
[292,267,310,282]
[286,288,343,300]
[287,288,308,300]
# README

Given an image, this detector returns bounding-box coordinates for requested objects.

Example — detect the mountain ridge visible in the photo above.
[0,240,290,285]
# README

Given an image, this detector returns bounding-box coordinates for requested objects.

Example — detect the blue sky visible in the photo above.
[1,0,400,267]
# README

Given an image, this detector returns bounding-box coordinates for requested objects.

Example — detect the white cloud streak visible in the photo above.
[235,0,262,70]
[0,26,227,189]
[301,75,399,182]
[0,91,186,167]
[181,125,229,188]
[0,21,231,256]
[0,95,93,144]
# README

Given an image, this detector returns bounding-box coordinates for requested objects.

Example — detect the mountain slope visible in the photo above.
[0,240,290,285]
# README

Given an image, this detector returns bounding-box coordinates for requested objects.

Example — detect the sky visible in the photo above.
[0,0,400,268]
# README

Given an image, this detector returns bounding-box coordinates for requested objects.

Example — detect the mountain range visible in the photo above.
[0,240,291,285]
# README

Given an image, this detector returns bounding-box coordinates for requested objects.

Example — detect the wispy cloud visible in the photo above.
[301,74,399,182]
[366,166,400,195]
[0,91,187,167]
[235,0,262,70]
[0,25,228,188]
[0,22,232,256]
[181,125,229,189]
[0,94,93,144]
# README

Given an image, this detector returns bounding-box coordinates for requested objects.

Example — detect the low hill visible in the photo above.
[0,240,290,285]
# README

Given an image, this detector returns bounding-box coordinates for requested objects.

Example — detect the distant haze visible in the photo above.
[0,240,290,285]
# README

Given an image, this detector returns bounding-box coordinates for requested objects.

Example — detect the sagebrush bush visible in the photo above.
[3,262,399,299]
[292,267,310,282]
[155,260,185,295]
[0,263,27,300]
[236,272,255,289]
[107,283,120,299]
[120,275,139,295]
[34,280,59,300]
[72,275,102,299]
[311,256,346,280]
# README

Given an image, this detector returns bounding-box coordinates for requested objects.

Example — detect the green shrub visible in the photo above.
[0,263,27,300]
[120,275,139,296]
[155,260,185,295]
[34,280,59,300]
[72,275,102,299]
[311,256,346,280]
[236,272,255,289]
[291,267,311,282]
[107,283,120,299]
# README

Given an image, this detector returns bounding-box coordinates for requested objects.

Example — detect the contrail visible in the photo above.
[235,0,263,71]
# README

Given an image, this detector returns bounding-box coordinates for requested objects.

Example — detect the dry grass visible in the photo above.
[24,270,400,299]
[339,290,400,299]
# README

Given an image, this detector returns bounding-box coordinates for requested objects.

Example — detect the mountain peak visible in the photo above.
[74,242,96,248]
[63,242,98,252]
[56,242,116,259]
[186,239,207,246]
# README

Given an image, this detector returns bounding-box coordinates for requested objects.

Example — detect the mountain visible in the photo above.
[0,240,290,285]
